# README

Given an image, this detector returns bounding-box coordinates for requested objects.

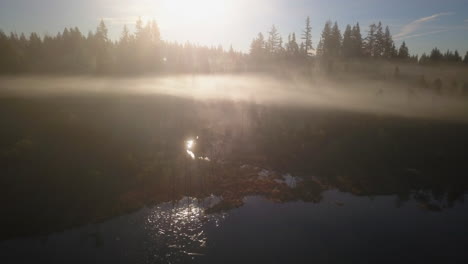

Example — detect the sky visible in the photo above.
[1,0,467,55]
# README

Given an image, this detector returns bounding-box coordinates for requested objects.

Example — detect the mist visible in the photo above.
[1,73,467,122]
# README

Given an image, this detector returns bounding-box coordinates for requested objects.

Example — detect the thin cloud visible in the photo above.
[395,25,468,41]
[394,12,454,39]
[396,29,451,40]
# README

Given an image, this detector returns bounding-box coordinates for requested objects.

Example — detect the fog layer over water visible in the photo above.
[1,74,467,122]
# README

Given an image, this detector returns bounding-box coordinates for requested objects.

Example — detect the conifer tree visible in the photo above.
[302,16,313,57]
[342,24,353,58]
[351,23,363,57]
[374,22,384,57]
[382,26,395,59]
[330,22,342,57]
[398,41,409,59]
[318,20,332,57]
[364,23,376,57]
[267,25,281,56]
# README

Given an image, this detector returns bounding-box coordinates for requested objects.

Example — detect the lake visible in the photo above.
[1,77,468,263]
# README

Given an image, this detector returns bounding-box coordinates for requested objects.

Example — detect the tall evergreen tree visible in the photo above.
[286,33,300,58]
[302,16,313,57]
[453,50,461,62]
[250,32,266,61]
[398,41,409,59]
[267,25,281,56]
[351,23,363,57]
[429,47,443,62]
[318,21,332,58]
[341,24,353,58]
[364,23,377,57]
[374,22,384,57]
[330,22,342,57]
[316,38,324,57]
[382,26,395,59]
[95,19,110,72]
[464,51,468,64]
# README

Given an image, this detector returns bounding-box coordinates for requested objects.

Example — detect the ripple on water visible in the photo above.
[144,195,225,262]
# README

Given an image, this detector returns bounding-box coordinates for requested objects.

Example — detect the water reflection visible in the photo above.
[186,139,195,159]
[185,137,211,162]
[144,196,225,262]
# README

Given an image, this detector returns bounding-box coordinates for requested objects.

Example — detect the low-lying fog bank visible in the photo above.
[1,74,467,122]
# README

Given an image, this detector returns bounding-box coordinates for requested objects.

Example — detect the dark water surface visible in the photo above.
[1,94,468,263]
[2,191,468,264]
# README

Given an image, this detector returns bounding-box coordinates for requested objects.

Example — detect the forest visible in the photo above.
[1,17,467,75]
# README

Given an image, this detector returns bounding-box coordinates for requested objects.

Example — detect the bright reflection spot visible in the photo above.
[187,150,195,159]
[145,196,225,262]
[185,139,195,159]
[185,137,211,161]
[198,156,211,161]
[186,140,194,150]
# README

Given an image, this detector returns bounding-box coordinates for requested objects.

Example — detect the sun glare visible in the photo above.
[161,0,231,25]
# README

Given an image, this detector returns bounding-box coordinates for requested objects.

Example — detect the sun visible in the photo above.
[161,0,230,24]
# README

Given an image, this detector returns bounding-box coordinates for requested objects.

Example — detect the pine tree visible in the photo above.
[302,16,313,57]
[135,17,144,41]
[149,20,161,44]
[120,25,131,45]
[364,23,376,57]
[342,24,353,58]
[382,26,394,59]
[351,23,363,57]
[330,22,342,57]
[374,22,384,57]
[285,33,300,58]
[398,41,409,59]
[453,50,461,62]
[290,33,300,57]
[464,51,468,64]
[96,19,109,43]
[316,38,324,57]
[318,20,332,57]
[267,25,280,55]
[429,47,443,62]
[250,32,266,61]
[95,19,110,73]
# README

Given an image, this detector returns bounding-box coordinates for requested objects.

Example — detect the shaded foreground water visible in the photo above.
[3,191,468,264]
[1,86,468,263]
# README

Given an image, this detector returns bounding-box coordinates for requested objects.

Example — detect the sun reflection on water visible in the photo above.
[185,138,211,161]
[185,139,195,159]
[144,196,225,262]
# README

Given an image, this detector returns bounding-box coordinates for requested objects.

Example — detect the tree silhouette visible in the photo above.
[351,23,363,57]
[429,47,443,62]
[267,25,281,56]
[317,21,333,58]
[342,24,353,58]
[286,33,300,59]
[374,22,384,57]
[330,22,342,57]
[364,23,377,57]
[383,26,395,59]
[0,17,465,74]
[250,32,266,62]
[302,16,313,57]
[398,41,409,60]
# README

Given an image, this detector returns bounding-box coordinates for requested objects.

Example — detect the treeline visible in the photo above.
[0,18,244,74]
[1,17,468,75]
[250,17,468,65]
